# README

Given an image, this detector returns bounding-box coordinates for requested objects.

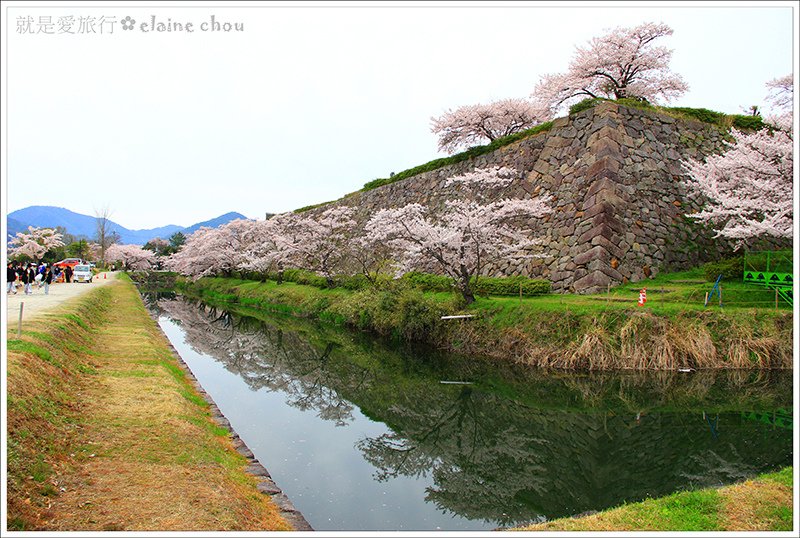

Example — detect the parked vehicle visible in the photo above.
[54,258,83,269]
[72,265,93,283]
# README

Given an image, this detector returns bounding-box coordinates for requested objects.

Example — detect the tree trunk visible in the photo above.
[458,272,475,305]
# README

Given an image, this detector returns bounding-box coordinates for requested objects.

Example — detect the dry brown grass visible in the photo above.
[442,307,791,372]
[721,478,794,531]
[6,279,292,531]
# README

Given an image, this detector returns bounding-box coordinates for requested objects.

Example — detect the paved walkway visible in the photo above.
[6,271,118,323]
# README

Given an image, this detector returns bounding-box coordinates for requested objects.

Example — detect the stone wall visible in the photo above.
[317,102,747,293]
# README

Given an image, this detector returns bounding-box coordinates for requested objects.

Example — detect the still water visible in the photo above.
[148,295,793,531]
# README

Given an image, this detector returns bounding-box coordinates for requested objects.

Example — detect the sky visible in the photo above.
[2,0,797,231]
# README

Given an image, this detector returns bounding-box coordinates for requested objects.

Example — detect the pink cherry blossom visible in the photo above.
[104,243,157,270]
[431,98,551,154]
[532,21,689,115]
[8,226,64,260]
[365,167,551,304]
[683,75,793,246]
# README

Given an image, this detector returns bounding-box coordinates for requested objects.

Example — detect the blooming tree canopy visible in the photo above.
[431,98,551,154]
[365,167,551,304]
[683,74,793,246]
[165,219,255,279]
[8,226,64,260]
[766,73,793,111]
[239,214,294,281]
[532,21,689,115]
[104,243,157,270]
[270,207,358,286]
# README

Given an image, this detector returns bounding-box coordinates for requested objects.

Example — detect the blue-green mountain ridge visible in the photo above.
[8,206,247,245]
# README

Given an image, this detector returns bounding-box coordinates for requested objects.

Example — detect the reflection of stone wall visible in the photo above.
[314,103,787,292]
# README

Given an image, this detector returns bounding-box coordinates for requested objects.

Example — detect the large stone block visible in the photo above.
[574,245,610,265]
[573,271,612,293]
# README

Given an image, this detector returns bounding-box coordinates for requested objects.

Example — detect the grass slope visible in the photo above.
[178,266,792,370]
[513,467,793,532]
[6,276,291,531]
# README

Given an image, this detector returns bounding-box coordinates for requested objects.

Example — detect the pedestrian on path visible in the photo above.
[6,262,18,294]
[21,264,33,295]
[43,267,54,295]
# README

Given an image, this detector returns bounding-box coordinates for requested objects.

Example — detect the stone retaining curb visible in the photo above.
[143,303,314,532]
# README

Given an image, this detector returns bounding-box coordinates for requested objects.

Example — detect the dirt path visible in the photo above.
[6,271,117,323]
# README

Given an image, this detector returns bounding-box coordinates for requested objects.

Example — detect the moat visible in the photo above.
[148,294,793,531]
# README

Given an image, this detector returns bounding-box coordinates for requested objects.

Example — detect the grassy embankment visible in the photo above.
[6,275,292,531]
[177,265,792,370]
[514,467,794,532]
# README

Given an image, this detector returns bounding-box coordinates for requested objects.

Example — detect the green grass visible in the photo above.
[7,340,60,368]
[622,489,723,531]
[515,467,793,532]
[178,266,792,370]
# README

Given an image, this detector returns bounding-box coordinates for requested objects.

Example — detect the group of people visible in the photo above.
[6,262,72,296]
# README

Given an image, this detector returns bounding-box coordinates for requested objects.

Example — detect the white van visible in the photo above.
[73,265,93,283]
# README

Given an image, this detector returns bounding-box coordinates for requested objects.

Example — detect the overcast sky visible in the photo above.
[2,0,797,231]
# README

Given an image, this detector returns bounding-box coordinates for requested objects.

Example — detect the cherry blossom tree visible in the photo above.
[8,226,64,260]
[271,207,357,287]
[431,98,551,154]
[104,243,157,270]
[143,237,171,256]
[532,21,689,115]
[165,219,256,279]
[365,167,551,304]
[239,214,294,283]
[683,74,793,246]
[766,73,793,111]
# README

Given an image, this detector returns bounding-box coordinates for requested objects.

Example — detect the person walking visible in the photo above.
[23,264,35,295]
[43,266,54,295]
[6,262,18,294]
[65,265,73,283]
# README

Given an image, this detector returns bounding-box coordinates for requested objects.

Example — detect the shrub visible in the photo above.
[401,271,454,292]
[394,289,449,340]
[336,274,372,291]
[473,275,551,296]
[569,98,602,115]
[703,256,744,282]
[731,115,765,130]
[401,271,551,297]
[268,269,329,288]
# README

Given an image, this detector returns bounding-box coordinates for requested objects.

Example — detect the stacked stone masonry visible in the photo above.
[314,102,772,293]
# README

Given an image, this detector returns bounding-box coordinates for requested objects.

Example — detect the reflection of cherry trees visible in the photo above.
[157,298,371,426]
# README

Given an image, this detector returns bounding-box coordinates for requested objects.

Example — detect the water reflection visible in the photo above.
[153,295,793,529]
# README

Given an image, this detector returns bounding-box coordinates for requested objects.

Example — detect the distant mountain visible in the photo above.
[183,212,249,236]
[7,217,29,239]
[7,206,247,245]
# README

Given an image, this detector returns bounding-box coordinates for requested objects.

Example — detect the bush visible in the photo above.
[473,275,551,296]
[267,269,329,288]
[569,98,602,115]
[731,115,765,130]
[703,256,744,282]
[401,271,551,297]
[401,271,454,292]
[336,274,372,291]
